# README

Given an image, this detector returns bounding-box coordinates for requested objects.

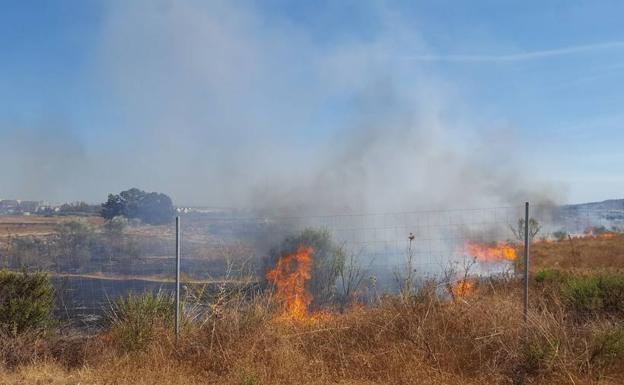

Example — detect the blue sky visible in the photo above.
[1,1,623,207]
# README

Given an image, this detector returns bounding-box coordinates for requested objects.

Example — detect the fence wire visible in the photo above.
[1,201,623,327]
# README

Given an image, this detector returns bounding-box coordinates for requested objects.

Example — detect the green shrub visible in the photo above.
[534,269,569,284]
[0,270,55,336]
[595,275,624,313]
[563,274,624,315]
[591,325,624,364]
[564,277,603,313]
[534,270,624,316]
[522,337,560,375]
[106,290,175,352]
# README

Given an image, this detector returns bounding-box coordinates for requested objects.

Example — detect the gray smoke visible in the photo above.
[0,121,90,202]
[0,1,563,212]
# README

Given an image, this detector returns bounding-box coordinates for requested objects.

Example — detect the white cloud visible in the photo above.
[401,40,624,63]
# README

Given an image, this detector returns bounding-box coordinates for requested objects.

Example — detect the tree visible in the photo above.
[137,192,175,225]
[510,217,541,242]
[119,188,145,219]
[100,188,175,225]
[101,194,126,220]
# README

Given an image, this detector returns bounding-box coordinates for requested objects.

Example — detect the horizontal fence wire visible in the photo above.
[1,202,623,326]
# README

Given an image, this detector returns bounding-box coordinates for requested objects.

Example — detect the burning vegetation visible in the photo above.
[462,241,517,263]
[449,241,519,299]
[4,227,624,385]
[451,278,475,298]
[265,246,314,321]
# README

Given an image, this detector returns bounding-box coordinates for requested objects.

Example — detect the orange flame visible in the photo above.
[266,246,314,321]
[463,241,516,262]
[451,279,474,298]
[582,230,617,240]
[565,232,618,241]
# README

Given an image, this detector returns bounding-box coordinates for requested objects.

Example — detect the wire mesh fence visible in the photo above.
[1,200,623,327]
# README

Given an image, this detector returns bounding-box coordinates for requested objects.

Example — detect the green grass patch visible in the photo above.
[106,290,175,352]
[534,269,624,315]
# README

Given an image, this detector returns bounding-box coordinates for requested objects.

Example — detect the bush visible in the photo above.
[534,269,569,285]
[6,237,50,269]
[0,270,55,336]
[55,221,96,271]
[521,337,560,375]
[106,291,175,352]
[564,277,604,314]
[266,228,345,306]
[563,274,624,313]
[563,274,624,315]
[591,275,624,313]
[535,270,624,316]
[591,324,624,364]
[552,230,568,242]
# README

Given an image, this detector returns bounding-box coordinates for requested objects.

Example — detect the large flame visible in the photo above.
[266,246,314,321]
[463,241,516,262]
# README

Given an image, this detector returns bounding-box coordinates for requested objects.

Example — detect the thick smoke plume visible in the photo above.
[0,1,562,212]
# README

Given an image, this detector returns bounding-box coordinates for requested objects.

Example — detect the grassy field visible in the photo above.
[2,235,624,384]
[0,216,104,242]
[531,234,624,273]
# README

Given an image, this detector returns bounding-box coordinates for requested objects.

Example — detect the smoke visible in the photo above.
[0,121,90,202]
[0,1,563,211]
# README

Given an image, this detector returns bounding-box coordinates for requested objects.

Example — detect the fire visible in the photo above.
[563,232,619,241]
[451,278,474,298]
[266,246,314,321]
[581,230,617,240]
[463,241,517,263]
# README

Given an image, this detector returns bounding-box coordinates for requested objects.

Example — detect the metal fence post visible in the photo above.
[523,202,530,322]
[175,216,181,341]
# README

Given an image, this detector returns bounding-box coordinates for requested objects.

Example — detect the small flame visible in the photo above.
[266,246,314,321]
[563,231,619,241]
[463,241,516,262]
[582,230,617,240]
[451,279,474,298]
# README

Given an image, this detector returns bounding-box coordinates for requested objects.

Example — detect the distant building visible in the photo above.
[18,200,41,214]
[0,199,43,215]
[0,200,19,214]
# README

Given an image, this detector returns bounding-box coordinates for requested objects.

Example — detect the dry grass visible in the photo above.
[3,286,624,385]
[2,236,624,384]
[0,216,103,248]
[531,234,624,273]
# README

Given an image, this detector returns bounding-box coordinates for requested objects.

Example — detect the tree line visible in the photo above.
[101,188,175,225]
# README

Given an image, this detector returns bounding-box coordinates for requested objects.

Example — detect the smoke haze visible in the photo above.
[0,1,562,212]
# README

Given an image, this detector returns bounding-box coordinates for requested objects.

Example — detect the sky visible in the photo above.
[1,0,623,208]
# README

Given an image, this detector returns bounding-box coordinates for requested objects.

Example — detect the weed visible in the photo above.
[106,290,174,352]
